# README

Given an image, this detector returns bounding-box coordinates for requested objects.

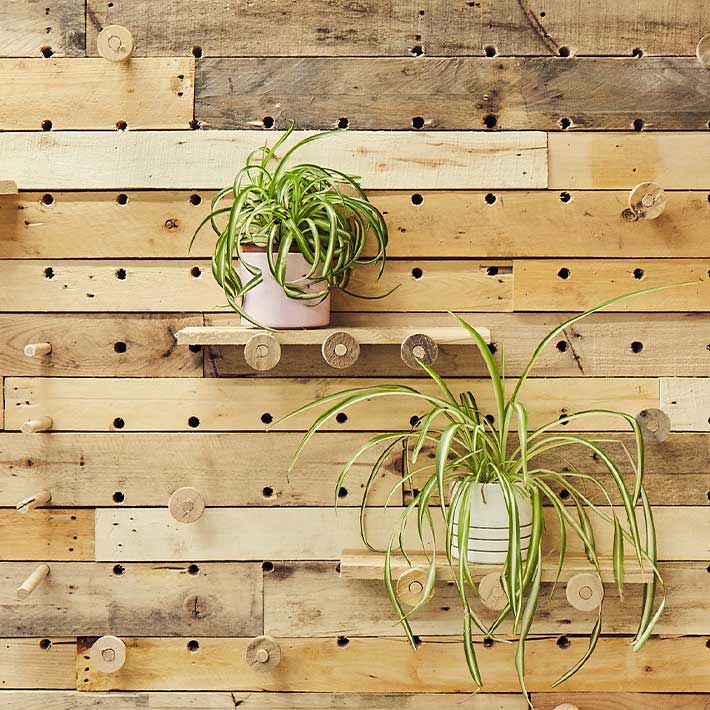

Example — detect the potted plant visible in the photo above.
[191,124,390,328]
[279,289,673,699]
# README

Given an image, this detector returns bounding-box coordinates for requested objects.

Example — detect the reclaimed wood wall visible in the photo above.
[1,2,710,708]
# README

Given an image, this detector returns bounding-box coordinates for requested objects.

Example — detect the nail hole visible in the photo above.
[633,268,645,280]
[411,267,423,279]
[337,117,349,129]
[261,412,273,424]
[560,191,571,203]
[187,640,199,652]
[41,119,52,131]
[41,193,54,206]
[189,193,201,205]
[410,415,420,427]
[483,114,497,129]
[39,639,52,650]
[112,491,125,503]
[633,118,645,132]
[191,266,202,278]
[338,487,348,498]
[115,268,127,280]
[113,417,125,429]
[411,193,424,205]
[631,341,644,353]
[337,636,350,647]
[113,341,127,353]
[262,486,274,498]
[410,45,424,56]
[40,45,54,58]
[559,488,570,499]
[335,412,348,424]
[559,117,572,130]
[116,193,128,205]
[262,116,274,129]
[189,344,202,353]
[191,46,202,58]
[483,637,494,647]
[557,635,571,649]
[558,46,571,57]
[557,267,570,279]
[412,116,425,129]
[632,47,644,57]
[188,416,200,428]
[44,266,55,279]
[485,193,496,205]
[556,340,568,352]
[484,45,497,57]
[116,120,127,131]
[262,561,274,572]
[485,414,495,424]
[113,564,125,575]
[188,564,200,575]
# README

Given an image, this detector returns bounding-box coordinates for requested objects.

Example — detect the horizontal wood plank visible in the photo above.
[197,57,710,131]
[514,260,710,312]
[532,694,710,709]
[4,377,658,432]
[549,133,710,189]
[0,432,401,507]
[0,509,93,561]
[78,635,710,692]
[0,2,84,57]
[0,562,262,636]
[0,314,202,377]
[0,59,194,130]
[0,131,547,190]
[662,378,710,432]
[0,639,75,689]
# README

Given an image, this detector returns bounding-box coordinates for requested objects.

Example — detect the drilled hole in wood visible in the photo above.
[485,414,495,424]
[113,341,127,353]
[706,639,710,649]
[112,491,125,503]
[559,488,570,499]
[336,412,348,424]
[38,193,55,207]
[486,266,499,276]
[557,267,570,279]
[558,46,571,57]
[556,340,568,352]
[540,10,545,16]
[115,193,129,206]
[557,635,571,649]
[410,45,424,56]
[40,45,54,57]
[262,486,273,498]
[261,413,273,424]
[338,487,348,498]
[633,267,645,280]
[337,636,350,647]
[488,342,497,354]
[44,267,55,279]
[412,116,425,129]
[191,46,203,58]
[190,266,202,278]
[633,118,645,132]
[187,563,200,575]
[411,267,423,279]
[631,341,644,354]
[41,119,52,131]
[338,117,349,129]
[113,564,125,575]
[632,47,644,57]
[413,635,423,648]
[189,344,202,353]
[116,120,127,131]
[559,117,572,130]
[483,637,494,648]
[483,114,497,129]
[113,417,125,429]
[262,116,274,129]
[188,416,200,428]
[189,193,202,206]
[485,193,496,205]
[484,45,497,57]
[409,415,421,427]
[411,193,424,205]
[560,191,571,203]
[262,561,274,573]
[189,119,201,130]
[187,640,199,653]
[39,639,52,650]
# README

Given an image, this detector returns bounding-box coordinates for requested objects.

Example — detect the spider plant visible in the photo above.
[190,123,390,327]
[278,286,683,700]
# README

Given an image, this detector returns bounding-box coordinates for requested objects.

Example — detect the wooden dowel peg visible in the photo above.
[0,180,18,195]
[16,564,50,600]
[168,486,205,524]
[636,408,671,443]
[245,635,281,672]
[566,572,604,612]
[697,34,710,66]
[90,635,127,674]
[395,567,432,607]
[96,25,134,62]
[21,416,53,434]
[401,333,438,370]
[321,331,360,369]
[24,342,52,358]
[244,333,281,371]
[554,705,580,710]
[628,182,665,220]
[478,572,508,611]
[16,490,52,514]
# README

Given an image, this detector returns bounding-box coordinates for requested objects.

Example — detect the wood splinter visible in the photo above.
[96,25,134,62]
[321,331,360,369]
[21,416,53,434]
[628,182,665,220]
[16,490,52,514]
[168,486,205,524]
[24,342,52,358]
[90,635,127,674]
[16,564,50,600]
[245,635,281,672]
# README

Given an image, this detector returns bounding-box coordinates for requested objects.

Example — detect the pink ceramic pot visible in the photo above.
[238,249,331,329]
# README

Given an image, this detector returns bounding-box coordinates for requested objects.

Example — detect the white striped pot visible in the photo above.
[450,482,533,564]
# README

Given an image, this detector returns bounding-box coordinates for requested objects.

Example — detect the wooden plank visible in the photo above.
[0,509,93,561]
[86,0,710,56]
[0,259,511,313]
[7,190,710,260]
[532,694,710,710]
[0,692,527,709]
[549,133,710,189]
[265,561,707,637]
[0,433,401,507]
[0,59,194,130]
[197,57,710,131]
[207,311,710,378]
[0,314,202,377]
[0,639,75,689]
[0,131,547,190]
[78,635,710,692]
[0,562,262,636]
[94,506,709,562]
[4,377,658,432]
[513,260,710,312]
[662,378,710,432]
[0,2,84,57]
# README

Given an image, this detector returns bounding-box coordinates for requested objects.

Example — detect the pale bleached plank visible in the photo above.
[0,260,511,313]
[0,314,202,377]
[532,693,710,710]
[7,190,710,260]
[0,562,261,636]
[4,377,658,432]
[94,506,709,562]
[514,260,710,312]
[661,378,710,432]
[265,561,705,636]
[0,59,194,130]
[0,432,401,507]
[0,509,93,561]
[549,133,710,189]
[0,638,75,689]
[79,636,710,692]
[0,131,547,189]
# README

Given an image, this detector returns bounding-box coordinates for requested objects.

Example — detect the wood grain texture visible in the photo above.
[0,314,202,377]
[532,693,710,709]
[549,133,710,189]
[94,506,709,562]
[196,57,710,131]
[86,0,710,56]
[0,692,527,709]
[264,561,709,636]
[0,510,93,561]
[0,1,84,57]
[0,562,262,636]
[0,432,401,507]
[662,378,710,431]
[0,59,194,130]
[514,260,710,312]
[7,190,710,260]
[4,376,658,432]
[78,635,710,692]
[0,130,547,190]
[0,639,75,689]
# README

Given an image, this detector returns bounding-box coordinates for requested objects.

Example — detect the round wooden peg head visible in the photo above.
[479,572,508,611]
[90,636,127,674]
[401,333,438,370]
[24,342,52,358]
[697,34,710,66]
[21,417,53,434]
[168,487,205,524]
[246,635,281,672]
[97,25,134,62]
[395,567,432,607]
[566,572,604,612]
[636,408,671,443]
[244,333,281,371]
[628,182,665,220]
[321,331,360,369]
